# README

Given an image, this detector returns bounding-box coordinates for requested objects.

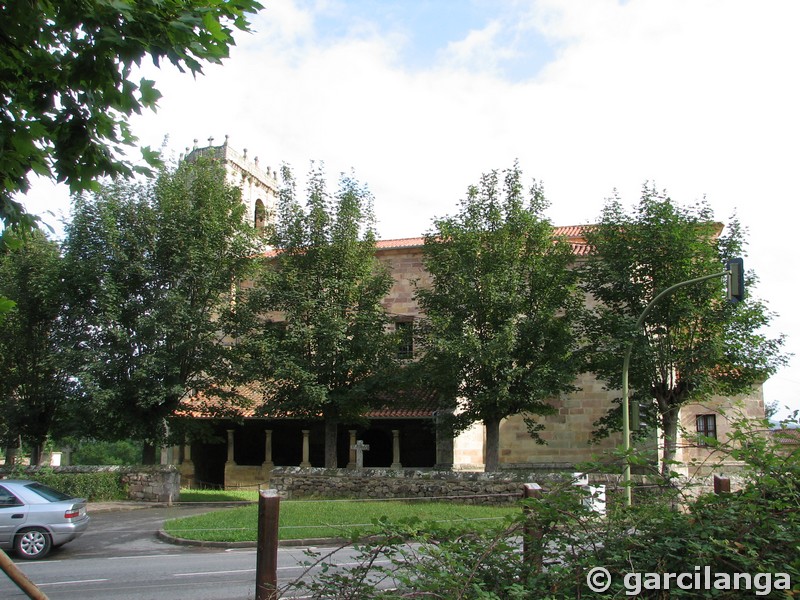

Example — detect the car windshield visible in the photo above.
[25,482,72,502]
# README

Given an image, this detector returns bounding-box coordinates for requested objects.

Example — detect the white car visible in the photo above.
[0,479,90,559]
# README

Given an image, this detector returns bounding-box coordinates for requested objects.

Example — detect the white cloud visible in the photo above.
[439,20,516,73]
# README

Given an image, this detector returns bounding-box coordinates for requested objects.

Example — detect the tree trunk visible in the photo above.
[324,415,338,469]
[142,443,158,465]
[484,417,501,472]
[29,443,43,467]
[4,446,17,467]
[660,404,681,477]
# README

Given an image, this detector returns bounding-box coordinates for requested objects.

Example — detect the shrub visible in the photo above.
[284,412,800,599]
[19,469,127,501]
[66,439,143,466]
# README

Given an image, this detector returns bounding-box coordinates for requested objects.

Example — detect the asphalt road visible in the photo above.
[0,505,376,599]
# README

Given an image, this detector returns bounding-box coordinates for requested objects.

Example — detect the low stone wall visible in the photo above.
[267,467,744,507]
[1,465,181,503]
[118,466,180,503]
[267,467,624,504]
[224,464,269,490]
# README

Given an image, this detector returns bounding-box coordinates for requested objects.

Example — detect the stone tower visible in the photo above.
[183,135,279,230]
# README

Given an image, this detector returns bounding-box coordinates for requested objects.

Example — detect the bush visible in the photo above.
[284,412,800,599]
[16,468,127,501]
[66,439,143,466]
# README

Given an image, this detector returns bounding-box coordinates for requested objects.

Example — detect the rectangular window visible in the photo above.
[266,320,287,340]
[395,320,414,359]
[696,414,717,446]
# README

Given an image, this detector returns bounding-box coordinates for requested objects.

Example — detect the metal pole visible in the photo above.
[255,489,280,600]
[621,269,728,506]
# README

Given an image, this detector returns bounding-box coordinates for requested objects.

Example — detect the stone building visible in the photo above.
[172,141,765,489]
[183,136,279,232]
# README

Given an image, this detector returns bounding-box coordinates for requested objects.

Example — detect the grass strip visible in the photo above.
[164,499,519,543]
[178,489,260,503]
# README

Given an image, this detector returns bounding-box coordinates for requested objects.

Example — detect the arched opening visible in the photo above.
[254,199,266,229]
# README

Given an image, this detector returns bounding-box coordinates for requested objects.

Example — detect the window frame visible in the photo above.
[695,413,718,446]
[395,319,414,360]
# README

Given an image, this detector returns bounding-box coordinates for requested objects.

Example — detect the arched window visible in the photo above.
[254,199,266,229]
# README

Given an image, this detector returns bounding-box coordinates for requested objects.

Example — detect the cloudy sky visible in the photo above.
[25,0,800,418]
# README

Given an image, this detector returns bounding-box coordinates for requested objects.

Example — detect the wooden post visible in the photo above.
[255,490,281,600]
[714,474,731,494]
[522,483,543,572]
[0,548,49,599]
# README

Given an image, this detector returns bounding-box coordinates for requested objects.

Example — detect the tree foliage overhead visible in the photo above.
[61,157,259,459]
[580,185,787,472]
[0,0,263,231]
[238,163,397,468]
[414,165,585,471]
[0,230,73,464]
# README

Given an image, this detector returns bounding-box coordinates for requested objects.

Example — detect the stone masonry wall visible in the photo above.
[377,244,430,319]
[498,372,623,467]
[268,467,741,508]
[268,467,627,505]
[119,466,180,503]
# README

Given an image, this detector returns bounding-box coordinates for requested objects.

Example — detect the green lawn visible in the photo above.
[178,488,260,503]
[165,496,519,543]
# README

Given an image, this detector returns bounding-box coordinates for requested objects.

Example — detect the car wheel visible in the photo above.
[15,528,52,560]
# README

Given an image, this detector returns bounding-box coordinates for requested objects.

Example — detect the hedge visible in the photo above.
[1,467,127,501]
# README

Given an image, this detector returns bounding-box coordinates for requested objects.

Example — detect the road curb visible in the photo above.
[88,502,170,513]
[156,529,349,549]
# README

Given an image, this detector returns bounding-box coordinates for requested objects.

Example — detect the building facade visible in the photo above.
[172,142,765,489]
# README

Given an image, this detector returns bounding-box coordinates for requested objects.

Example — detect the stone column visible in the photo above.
[435,413,454,470]
[263,429,274,469]
[300,429,311,467]
[226,429,236,465]
[391,429,402,469]
[180,442,195,488]
[346,429,357,469]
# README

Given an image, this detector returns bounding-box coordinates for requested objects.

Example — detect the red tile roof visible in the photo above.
[373,225,590,251]
[177,385,439,420]
[375,237,425,249]
[261,225,592,257]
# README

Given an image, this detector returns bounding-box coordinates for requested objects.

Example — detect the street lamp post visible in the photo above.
[621,260,742,507]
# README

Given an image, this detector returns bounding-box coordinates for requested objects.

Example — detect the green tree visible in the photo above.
[61,157,259,462]
[0,230,73,464]
[580,185,787,474]
[414,165,585,472]
[0,0,263,234]
[238,164,397,468]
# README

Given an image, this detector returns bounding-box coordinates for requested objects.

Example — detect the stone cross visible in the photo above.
[350,440,370,469]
